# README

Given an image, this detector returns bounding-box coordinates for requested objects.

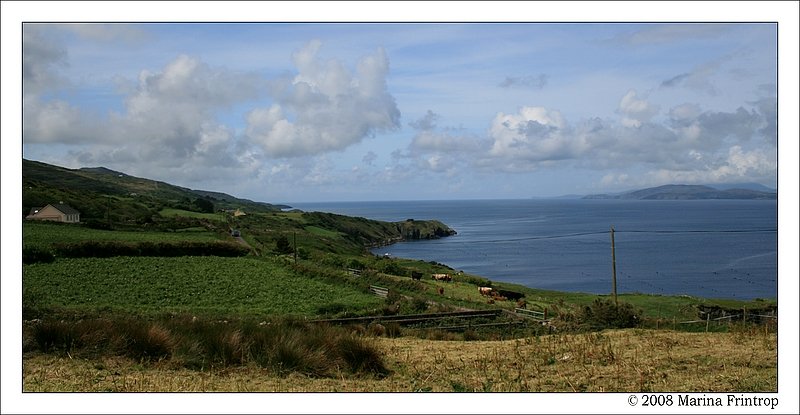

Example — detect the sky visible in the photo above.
[11,11,786,203]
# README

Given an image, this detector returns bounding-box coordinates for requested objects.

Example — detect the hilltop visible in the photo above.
[583,184,777,200]
[23,159,289,222]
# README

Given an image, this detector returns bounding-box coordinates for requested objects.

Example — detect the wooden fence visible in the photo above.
[311,309,502,327]
[514,307,547,320]
[368,285,388,298]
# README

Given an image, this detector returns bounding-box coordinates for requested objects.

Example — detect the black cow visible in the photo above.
[496,289,525,301]
[411,271,423,281]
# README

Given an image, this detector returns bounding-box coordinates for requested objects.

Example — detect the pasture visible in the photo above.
[23,221,221,249]
[23,256,384,317]
[23,327,777,392]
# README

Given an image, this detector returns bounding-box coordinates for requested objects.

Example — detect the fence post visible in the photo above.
[544,307,548,320]
[743,306,747,324]
[705,313,710,333]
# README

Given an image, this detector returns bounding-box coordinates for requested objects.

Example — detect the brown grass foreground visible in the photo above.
[23,328,776,392]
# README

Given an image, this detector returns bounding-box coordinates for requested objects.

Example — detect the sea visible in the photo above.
[288,199,778,300]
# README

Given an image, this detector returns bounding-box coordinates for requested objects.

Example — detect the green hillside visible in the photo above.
[21,158,773,327]
[22,159,287,226]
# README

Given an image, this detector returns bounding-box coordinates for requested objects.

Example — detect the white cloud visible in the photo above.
[487,106,573,163]
[22,26,68,95]
[617,90,659,128]
[24,51,265,185]
[246,41,401,158]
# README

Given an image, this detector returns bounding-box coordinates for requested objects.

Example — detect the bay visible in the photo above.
[289,199,778,300]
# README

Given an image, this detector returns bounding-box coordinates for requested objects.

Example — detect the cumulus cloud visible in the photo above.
[404,111,487,176]
[475,92,777,185]
[246,40,401,158]
[24,46,266,185]
[617,90,660,128]
[487,106,575,164]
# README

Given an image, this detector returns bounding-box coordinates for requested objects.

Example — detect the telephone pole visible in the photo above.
[611,225,618,306]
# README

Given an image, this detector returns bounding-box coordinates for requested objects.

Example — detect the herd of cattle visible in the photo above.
[408,271,525,306]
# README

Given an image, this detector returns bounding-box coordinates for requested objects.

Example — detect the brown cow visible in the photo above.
[438,287,445,296]
[432,273,452,282]
[478,287,493,296]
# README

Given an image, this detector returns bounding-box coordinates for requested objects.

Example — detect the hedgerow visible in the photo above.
[52,240,250,258]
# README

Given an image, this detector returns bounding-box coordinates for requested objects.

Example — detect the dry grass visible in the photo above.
[23,327,776,392]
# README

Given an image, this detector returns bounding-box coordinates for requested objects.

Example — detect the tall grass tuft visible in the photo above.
[335,335,389,377]
[23,316,389,379]
[122,322,177,361]
[32,320,75,353]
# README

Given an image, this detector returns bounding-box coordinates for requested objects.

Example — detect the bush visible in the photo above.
[52,240,250,258]
[22,245,55,264]
[275,235,293,254]
[578,299,640,330]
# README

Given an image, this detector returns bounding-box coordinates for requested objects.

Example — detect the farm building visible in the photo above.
[26,203,80,223]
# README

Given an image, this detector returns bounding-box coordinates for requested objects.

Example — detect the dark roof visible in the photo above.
[50,203,80,215]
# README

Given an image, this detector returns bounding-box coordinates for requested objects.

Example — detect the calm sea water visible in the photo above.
[289,199,778,300]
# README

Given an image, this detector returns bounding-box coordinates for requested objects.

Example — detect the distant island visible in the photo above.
[581,184,777,200]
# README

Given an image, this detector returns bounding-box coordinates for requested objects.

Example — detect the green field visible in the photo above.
[158,208,224,221]
[23,256,384,317]
[23,221,222,249]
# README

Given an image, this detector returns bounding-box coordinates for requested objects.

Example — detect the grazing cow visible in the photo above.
[516,299,527,309]
[411,271,423,281]
[432,273,452,282]
[497,289,524,301]
[478,287,493,296]
[438,287,445,296]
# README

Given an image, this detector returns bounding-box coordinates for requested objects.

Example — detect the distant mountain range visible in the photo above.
[581,184,777,200]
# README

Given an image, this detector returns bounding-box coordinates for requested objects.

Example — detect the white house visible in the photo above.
[26,203,81,223]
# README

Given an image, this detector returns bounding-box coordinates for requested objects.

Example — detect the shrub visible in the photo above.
[52,240,249,258]
[22,245,55,264]
[367,323,386,337]
[83,219,112,230]
[384,322,402,338]
[32,320,75,352]
[378,260,403,276]
[578,299,640,330]
[275,235,293,254]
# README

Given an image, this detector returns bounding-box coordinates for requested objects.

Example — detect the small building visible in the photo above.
[26,203,81,223]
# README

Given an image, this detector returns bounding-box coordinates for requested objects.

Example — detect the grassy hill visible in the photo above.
[20,159,778,392]
[23,158,288,225]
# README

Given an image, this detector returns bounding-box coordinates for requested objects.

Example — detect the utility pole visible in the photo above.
[611,225,618,307]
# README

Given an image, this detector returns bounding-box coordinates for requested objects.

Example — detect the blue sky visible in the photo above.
[9,7,789,204]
